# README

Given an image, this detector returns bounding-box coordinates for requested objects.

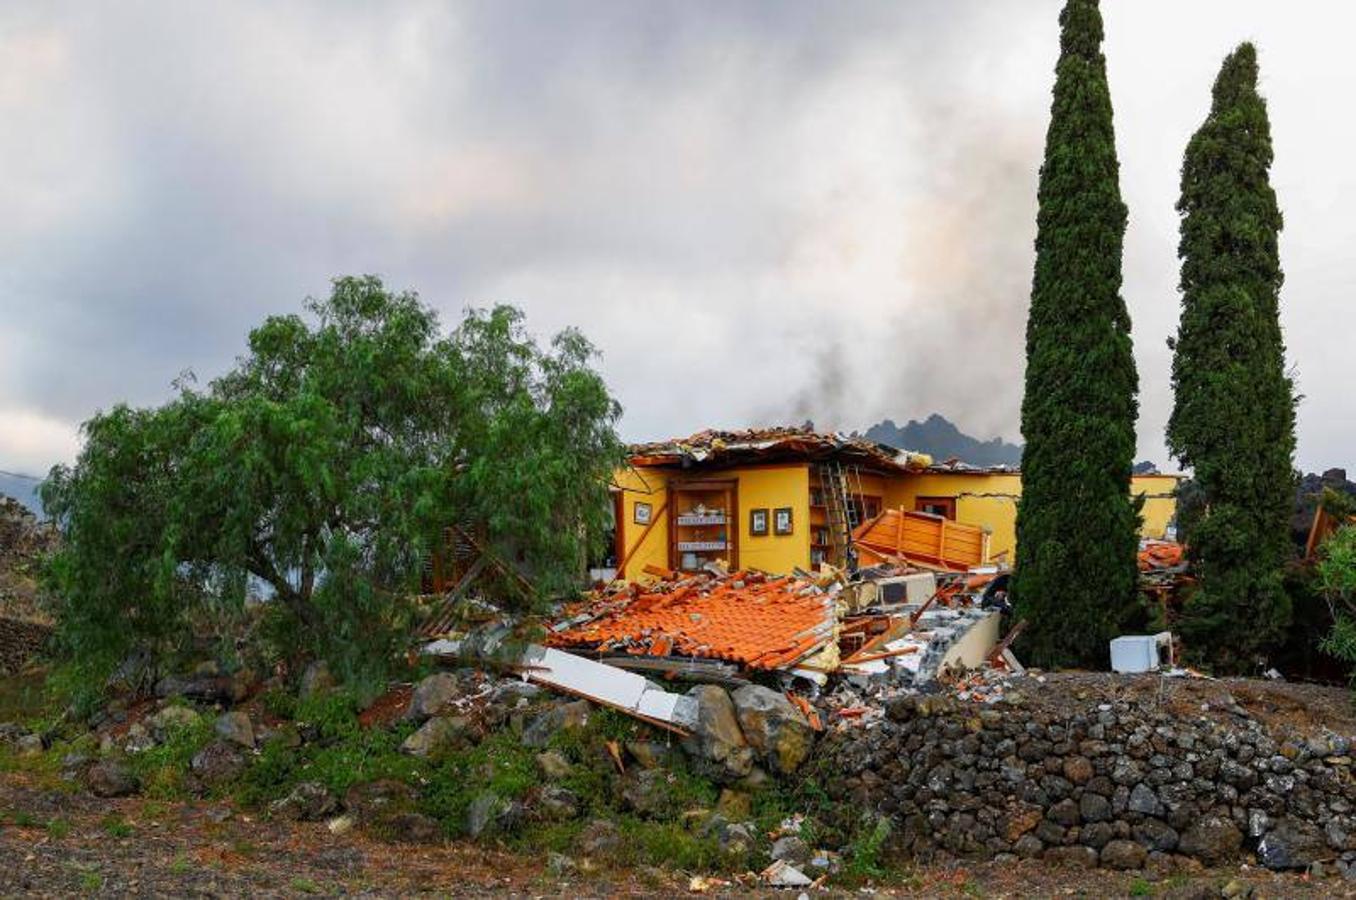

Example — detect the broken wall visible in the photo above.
[884,472,1180,561]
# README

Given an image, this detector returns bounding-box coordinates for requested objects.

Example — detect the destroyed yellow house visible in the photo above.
[609,427,1178,580]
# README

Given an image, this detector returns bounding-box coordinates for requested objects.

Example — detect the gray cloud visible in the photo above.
[0,1,1351,476]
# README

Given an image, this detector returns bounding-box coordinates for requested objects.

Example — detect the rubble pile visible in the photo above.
[1138,539,1192,618]
[816,675,1356,874]
[539,562,1010,710]
[549,570,839,673]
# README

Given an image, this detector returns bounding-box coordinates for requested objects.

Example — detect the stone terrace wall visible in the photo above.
[0,617,50,675]
[817,690,1356,873]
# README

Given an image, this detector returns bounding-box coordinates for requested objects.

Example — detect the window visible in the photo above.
[915,496,956,520]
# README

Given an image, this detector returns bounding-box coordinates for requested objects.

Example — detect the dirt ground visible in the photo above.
[0,772,1346,899]
[994,670,1356,736]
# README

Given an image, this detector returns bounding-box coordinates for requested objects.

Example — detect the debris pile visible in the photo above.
[548,570,839,677]
[851,507,988,571]
[1138,539,1193,619]
[627,426,932,472]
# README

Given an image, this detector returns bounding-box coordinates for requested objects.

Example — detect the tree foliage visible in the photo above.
[1013,0,1140,668]
[1167,44,1296,671]
[43,276,625,684]
[1317,527,1356,677]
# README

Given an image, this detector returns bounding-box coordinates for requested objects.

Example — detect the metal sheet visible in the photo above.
[522,645,697,729]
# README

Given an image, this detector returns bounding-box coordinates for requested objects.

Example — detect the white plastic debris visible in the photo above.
[762,859,813,887]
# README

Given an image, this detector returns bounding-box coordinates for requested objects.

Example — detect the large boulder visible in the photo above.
[1043,845,1098,869]
[626,740,676,770]
[86,759,138,797]
[533,785,581,821]
[154,673,242,704]
[123,722,157,754]
[190,741,246,787]
[680,686,754,780]
[298,660,335,701]
[270,781,337,822]
[1178,816,1243,866]
[401,715,473,758]
[466,791,522,839]
[621,768,674,818]
[730,685,813,774]
[536,750,573,780]
[716,821,757,857]
[576,818,622,860]
[214,711,255,748]
[148,705,200,738]
[1257,818,1329,871]
[772,835,812,867]
[405,672,460,723]
[1100,839,1148,870]
[522,700,593,749]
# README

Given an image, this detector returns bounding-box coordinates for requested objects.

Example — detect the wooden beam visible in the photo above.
[614,498,669,581]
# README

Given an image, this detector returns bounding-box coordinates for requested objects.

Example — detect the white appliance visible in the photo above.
[1109,632,1173,673]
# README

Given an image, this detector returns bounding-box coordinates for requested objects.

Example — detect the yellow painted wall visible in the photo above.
[614,463,811,579]
[734,465,811,574]
[614,465,670,579]
[1134,475,1180,541]
[883,471,1180,561]
[615,461,1180,577]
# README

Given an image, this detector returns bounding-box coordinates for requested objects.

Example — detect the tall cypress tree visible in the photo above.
[1014,0,1139,668]
[1168,43,1295,671]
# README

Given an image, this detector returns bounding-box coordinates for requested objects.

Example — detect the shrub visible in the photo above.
[1318,526,1356,680]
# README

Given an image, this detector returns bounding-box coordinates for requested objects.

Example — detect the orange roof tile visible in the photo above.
[547,572,836,670]
[1139,540,1186,571]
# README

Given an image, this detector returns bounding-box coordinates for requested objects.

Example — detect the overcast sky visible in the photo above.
[1,1,1350,476]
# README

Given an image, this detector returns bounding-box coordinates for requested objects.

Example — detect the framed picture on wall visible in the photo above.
[773,507,793,535]
[634,501,652,525]
[750,508,769,536]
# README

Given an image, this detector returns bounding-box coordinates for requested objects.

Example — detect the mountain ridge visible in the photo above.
[863,414,1023,468]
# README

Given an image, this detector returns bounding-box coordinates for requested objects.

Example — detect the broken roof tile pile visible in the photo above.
[627,426,932,473]
[1138,539,1186,572]
[1138,539,1194,615]
[547,571,838,671]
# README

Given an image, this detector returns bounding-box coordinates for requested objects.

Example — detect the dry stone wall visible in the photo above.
[817,690,1356,874]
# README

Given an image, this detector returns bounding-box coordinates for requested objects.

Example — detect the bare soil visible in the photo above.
[997,670,1356,736]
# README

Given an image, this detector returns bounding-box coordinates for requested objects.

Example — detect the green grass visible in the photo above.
[7,809,39,827]
[77,870,102,892]
[101,815,134,838]
[169,855,192,876]
[290,876,321,894]
[841,816,893,883]
[1129,878,1153,897]
[0,671,50,727]
[46,817,72,838]
[622,818,723,870]
[122,713,215,799]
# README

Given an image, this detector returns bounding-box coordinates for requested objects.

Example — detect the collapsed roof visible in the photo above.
[626,426,932,473]
[548,571,838,673]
